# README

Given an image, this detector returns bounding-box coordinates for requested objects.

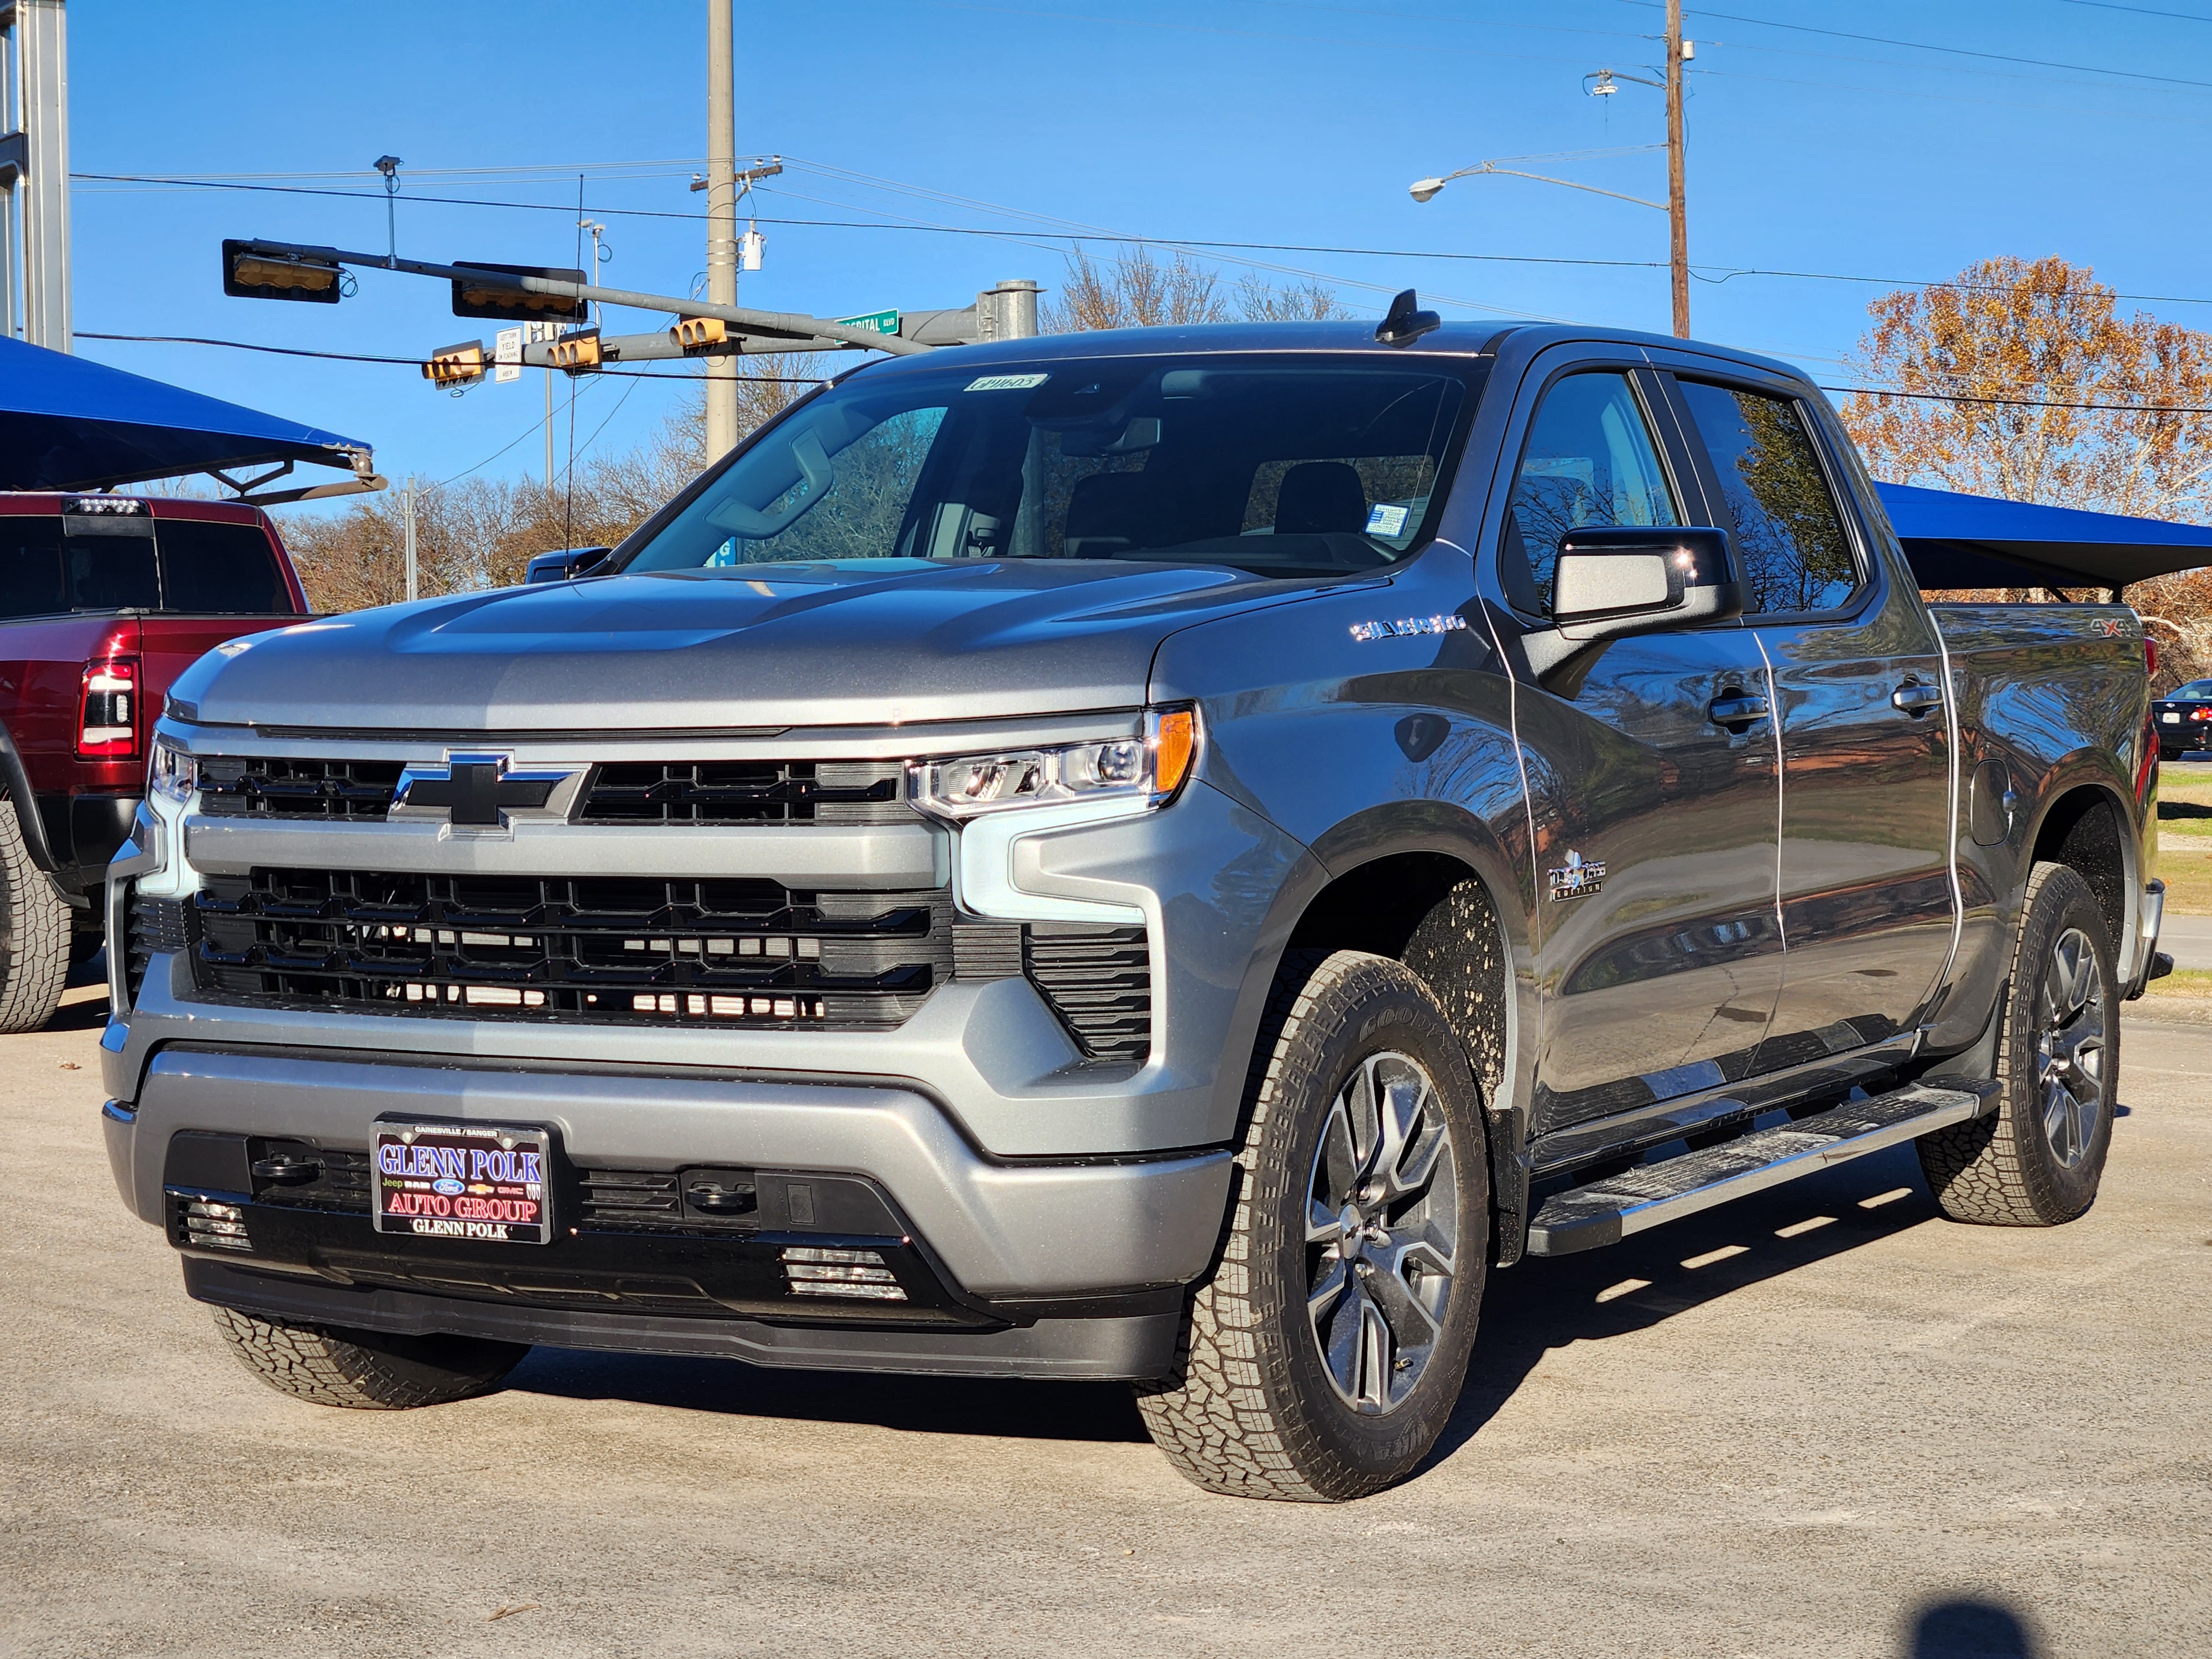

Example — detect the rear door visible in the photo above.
[1497,357,1784,1136]
[1663,371,1955,1062]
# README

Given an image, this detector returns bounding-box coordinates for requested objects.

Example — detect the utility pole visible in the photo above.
[403,478,418,602]
[1,0,71,349]
[1665,0,1689,339]
[704,0,739,458]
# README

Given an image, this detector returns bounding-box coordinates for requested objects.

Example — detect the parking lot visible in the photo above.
[4,980,2208,1659]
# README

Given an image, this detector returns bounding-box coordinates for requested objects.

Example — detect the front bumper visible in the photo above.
[106,1046,1233,1306]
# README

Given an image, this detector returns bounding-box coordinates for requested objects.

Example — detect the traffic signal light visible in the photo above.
[547,329,602,372]
[451,261,590,324]
[673,316,728,351]
[423,341,487,388]
[223,239,343,304]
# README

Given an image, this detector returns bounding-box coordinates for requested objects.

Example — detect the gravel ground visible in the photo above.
[5,983,2209,1658]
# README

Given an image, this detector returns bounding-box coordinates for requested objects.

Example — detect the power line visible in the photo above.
[78,331,430,365]
[1651,2,2212,88]
[67,171,2212,311]
[1822,383,2212,415]
[2059,0,2212,20]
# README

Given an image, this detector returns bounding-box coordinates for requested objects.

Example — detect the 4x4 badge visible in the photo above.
[1548,849,1606,902]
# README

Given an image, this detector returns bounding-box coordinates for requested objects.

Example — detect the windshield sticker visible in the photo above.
[1365,503,1411,537]
[964,373,1049,392]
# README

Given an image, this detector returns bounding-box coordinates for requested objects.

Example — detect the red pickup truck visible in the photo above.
[0,494,310,1030]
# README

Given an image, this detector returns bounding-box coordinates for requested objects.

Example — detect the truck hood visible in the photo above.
[170,559,1340,733]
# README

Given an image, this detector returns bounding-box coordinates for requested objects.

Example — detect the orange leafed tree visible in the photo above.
[1839,255,2212,685]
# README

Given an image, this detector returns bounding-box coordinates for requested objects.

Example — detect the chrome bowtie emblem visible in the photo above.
[391,753,575,831]
[1547,848,1606,902]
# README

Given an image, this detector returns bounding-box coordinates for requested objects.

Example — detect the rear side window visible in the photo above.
[0,518,67,618]
[156,519,297,613]
[1500,371,1682,615]
[1677,382,1859,615]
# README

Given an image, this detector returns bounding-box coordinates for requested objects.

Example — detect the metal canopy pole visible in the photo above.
[10,0,67,350]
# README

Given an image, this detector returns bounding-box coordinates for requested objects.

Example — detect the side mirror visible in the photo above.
[525,546,612,585]
[1524,526,1740,680]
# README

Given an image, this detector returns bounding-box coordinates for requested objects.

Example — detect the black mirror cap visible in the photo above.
[1553,526,1741,641]
[1376,289,1442,346]
[525,546,612,584]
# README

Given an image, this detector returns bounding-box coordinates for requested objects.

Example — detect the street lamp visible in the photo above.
[1407,160,1665,215]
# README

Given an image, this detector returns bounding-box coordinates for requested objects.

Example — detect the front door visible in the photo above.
[1668,375,1955,1062]
[1497,366,1785,1136]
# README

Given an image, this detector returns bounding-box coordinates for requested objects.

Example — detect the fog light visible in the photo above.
[781,1245,906,1301]
[185,1199,252,1253]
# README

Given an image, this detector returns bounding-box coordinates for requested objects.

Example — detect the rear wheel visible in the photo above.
[211,1307,528,1409]
[1917,862,2117,1225]
[0,797,70,1034]
[1136,950,1489,1501]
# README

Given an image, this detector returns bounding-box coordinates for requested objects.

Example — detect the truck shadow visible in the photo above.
[1427,1139,1956,1469]
[513,1113,2138,1466]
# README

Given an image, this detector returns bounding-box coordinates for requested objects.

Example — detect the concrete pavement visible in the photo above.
[4,983,2209,1658]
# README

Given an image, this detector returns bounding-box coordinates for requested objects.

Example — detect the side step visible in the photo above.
[1525,1080,2000,1256]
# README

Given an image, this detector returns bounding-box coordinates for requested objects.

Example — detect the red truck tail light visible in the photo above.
[2145,637,2161,679]
[77,656,140,759]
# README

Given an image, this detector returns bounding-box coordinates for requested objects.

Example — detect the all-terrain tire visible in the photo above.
[0,797,70,1034]
[1917,862,2118,1225]
[211,1307,529,1409]
[1136,950,1490,1501]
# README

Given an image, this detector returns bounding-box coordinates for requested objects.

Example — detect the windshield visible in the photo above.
[616,353,1477,581]
[2173,680,2212,699]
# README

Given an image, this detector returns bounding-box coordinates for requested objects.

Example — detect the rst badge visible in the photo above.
[1548,849,1606,902]
[373,1121,554,1245]
[1349,613,1469,644]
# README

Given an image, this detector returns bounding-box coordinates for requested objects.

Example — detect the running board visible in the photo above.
[1525,1080,2000,1256]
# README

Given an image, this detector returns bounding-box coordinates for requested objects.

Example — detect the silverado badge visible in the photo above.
[1548,849,1605,902]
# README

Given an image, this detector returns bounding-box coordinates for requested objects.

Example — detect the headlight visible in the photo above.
[148,737,197,807]
[911,706,1198,821]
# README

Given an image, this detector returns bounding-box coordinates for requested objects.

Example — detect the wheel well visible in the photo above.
[2032,787,2127,947]
[1286,852,1507,1096]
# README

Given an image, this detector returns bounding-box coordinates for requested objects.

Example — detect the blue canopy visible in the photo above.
[1877,481,2212,591]
[0,336,373,493]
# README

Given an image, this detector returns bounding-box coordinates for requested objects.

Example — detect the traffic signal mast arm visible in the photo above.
[524,306,994,367]
[225,239,932,357]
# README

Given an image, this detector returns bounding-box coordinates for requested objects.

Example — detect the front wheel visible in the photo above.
[211,1308,528,1409]
[1917,862,2117,1225]
[1136,950,1490,1501]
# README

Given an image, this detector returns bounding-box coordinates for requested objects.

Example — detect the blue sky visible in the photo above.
[60,1,2212,519]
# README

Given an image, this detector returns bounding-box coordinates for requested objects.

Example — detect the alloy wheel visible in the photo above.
[1304,1051,1459,1414]
[2034,925,2107,1170]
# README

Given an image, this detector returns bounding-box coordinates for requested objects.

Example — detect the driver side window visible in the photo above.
[1501,372,1681,616]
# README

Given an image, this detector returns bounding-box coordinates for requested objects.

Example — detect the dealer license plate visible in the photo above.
[373,1121,554,1245]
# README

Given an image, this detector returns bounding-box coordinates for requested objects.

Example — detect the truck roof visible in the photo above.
[0,492,271,524]
[848,317,1814,393]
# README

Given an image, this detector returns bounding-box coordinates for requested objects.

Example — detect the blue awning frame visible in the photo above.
[0,336,381,501]
[1876,481,2212,593]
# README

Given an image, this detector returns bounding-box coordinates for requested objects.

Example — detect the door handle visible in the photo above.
[1892,682,1944,716]
[1707,692,1770,731]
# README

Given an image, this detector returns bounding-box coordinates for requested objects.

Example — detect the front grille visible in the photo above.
[1027,924,1152,1065]
[198,757,404,820]
[192,755,912,827]
[191,869,950,1029]
[126,889,192,1004]
[579,760,909,826]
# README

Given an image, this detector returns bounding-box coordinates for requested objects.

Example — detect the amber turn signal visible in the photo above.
[1150,706,1197,803]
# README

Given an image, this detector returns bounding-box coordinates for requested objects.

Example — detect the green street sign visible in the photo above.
[834,309,900,336]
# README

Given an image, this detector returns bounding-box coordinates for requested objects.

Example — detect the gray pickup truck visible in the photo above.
[103,307,2163,1501]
